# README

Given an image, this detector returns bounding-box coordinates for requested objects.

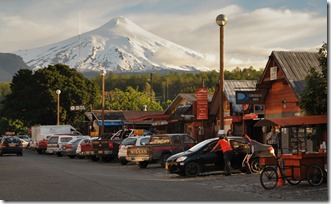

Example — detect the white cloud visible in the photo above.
[0,1,326,71]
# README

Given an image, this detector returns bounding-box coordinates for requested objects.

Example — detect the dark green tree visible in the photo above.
[0,64,100,133]
[299,43,327,115]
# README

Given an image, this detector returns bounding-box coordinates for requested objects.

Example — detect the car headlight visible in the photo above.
[176,156,187,162]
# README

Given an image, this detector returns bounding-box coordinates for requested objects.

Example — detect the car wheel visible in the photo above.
[250,157,262,173]
[138,161,149,168]
[68,155,76,159]
[161,153,171,167]
[90,156,99,162]
[185,162,200,177]
[102,156,113,162]
[120,159,128,165]
[37,149,43,154]
[56,152,63,157]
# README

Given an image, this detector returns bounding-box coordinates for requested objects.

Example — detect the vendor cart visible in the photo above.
[260,152,327,189]
[255,115,327,189]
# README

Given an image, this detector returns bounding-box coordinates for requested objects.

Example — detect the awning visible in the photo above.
[254,115,327,127]
[98,120,122,126]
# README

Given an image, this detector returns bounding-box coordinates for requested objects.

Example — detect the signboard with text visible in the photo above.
[70,105,86,111]
[196,87,208,120]
[235,90,265,104]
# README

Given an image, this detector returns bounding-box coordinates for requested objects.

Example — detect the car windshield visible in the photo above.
[3,137,20,143]
[187,138,217,152]
[69,138,82,144]
[121,138,137,145]
[139,137,150,145]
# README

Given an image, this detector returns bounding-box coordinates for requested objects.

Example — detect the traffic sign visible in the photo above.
[70,105,86,111]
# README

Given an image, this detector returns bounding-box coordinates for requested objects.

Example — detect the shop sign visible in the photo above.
[196,87,208,120]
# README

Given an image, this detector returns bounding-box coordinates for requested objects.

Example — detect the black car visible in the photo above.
[0,136,23,156]
[229,136,275,173]
[165,136,274,177]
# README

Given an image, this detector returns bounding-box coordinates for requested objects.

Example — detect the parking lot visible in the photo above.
[0,149,327,201]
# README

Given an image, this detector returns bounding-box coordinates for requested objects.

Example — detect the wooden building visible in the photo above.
[253,51,327,153]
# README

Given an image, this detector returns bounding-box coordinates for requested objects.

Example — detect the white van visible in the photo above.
[46,134,89,156]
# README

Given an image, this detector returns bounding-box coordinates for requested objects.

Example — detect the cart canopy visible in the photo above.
[254,115,327,127]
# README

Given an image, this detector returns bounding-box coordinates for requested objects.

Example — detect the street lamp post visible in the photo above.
[216,14,228,131]
[100,69,106,137]
[56,89,61,125]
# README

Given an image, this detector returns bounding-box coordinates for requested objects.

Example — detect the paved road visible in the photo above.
[0,149,328,202]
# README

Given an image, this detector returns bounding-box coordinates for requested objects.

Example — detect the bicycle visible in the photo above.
[260,156,324,190]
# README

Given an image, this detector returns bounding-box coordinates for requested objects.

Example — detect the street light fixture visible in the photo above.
[100,69,106,137]
[56,89,61,125]
[216,14,228,131]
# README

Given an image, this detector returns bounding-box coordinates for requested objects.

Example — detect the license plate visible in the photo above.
[98,151,103,154]
[9,143,15,147]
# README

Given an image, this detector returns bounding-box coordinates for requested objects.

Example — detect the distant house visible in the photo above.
[85,110,163,136]
[209,80,258,137]
[162,93,214,142]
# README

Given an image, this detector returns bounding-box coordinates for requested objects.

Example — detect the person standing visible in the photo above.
[242,133,254,174]
[211,130,233,176]
[266,127,279,156]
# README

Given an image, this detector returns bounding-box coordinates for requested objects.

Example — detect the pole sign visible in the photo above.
[196,87,208,120]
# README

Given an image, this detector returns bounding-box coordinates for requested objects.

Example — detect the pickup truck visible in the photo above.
[78,137,99,161]
[126,133,196,168]
[36,138,48,154]
[91,129,153,162]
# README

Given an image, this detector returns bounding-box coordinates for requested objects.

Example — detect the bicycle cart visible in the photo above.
[260,152,327,190]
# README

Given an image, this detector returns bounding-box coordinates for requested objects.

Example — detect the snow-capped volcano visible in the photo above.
[14,16,213,73]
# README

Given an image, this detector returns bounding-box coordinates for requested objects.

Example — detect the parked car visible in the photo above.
[126,133,196,168]
[19,138,30,148]
[61,137,90,159]
[92,129,153,162]
[118,135,151,165]
[17,135,32,143]
[165,136,274,177]
[77,137,99,160]
[46,134,89,156]
[229,136,275,173]
[0,136,23,156]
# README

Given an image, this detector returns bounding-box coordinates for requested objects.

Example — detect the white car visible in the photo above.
[118,135,150,165]
[46,135,90,156]
[19,138,30,148]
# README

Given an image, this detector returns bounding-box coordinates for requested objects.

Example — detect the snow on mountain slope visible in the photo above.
[14,16,214,73]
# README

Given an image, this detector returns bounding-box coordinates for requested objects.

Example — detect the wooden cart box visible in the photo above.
[260,156,276,166]
[280,153,327,181]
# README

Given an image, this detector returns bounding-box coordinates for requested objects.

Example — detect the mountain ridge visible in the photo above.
[14,16,214,74]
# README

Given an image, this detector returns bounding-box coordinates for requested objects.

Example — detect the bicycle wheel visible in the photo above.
[307,165,323,186]
[286,178,301,185]
[260,166,278,190]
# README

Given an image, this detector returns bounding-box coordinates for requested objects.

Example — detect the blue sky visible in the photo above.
[0,0,327,70]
